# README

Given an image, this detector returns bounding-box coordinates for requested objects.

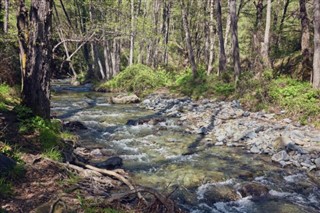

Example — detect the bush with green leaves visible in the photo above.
[97,64,170,95]
[269,77,320,124]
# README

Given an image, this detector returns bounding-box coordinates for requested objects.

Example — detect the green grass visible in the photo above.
[0,84,19,111]
[42,148,62,161]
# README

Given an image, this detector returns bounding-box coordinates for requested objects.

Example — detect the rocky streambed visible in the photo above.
[51,80,320,213]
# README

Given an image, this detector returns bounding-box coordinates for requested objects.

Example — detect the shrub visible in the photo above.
[269,77,320,123]
[98,64,169,95]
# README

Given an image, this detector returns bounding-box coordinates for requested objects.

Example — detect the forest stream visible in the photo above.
[51,79,320,213]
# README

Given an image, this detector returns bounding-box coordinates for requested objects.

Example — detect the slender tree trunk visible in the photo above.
[180,0,197,79]
[0,1,3,32]
[252,0,263,72]
[216,0,227,75]
[4,0,9,33]
[18,0,53,119]
[224,0,231,62]
[129,0,135,66]
[299,0,311,80]
[207,0,215,75]
[276,0,290,48]
[229,0,241,82]
[313,0,320,88]
[261,0,272,68]
[162,0,171,65]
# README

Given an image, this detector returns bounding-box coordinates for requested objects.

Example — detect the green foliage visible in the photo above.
[98,64,169,95]
[0,84,18,111]
[269,77,320,123]
[42,148,62,162]
[0,178,12,199]
[173,68,235,99]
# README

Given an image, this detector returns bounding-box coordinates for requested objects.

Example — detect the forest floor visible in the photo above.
[0,111,75,212]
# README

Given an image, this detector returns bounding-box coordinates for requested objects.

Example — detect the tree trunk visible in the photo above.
[252,0,264,72]
[313,0,320,88]
[162,0,171,65]
[229,0,241,82]
[18,0,53,119]
[261,0,272,68]
[0,0,3,32]
[299,0,311,80]
[4,0,9,33]
[207,0,215,75]
[129,0,135,66]
[180,0,197,79]
[216,0,227,75]
[224,0,231,63]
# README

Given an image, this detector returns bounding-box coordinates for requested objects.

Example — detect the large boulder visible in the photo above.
[110,94,140,104]
[94,156,123,170]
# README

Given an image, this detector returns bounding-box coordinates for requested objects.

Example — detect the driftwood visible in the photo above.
[41,152,181,212]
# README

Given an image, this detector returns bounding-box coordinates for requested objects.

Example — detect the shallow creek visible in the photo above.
[51,80,320,213]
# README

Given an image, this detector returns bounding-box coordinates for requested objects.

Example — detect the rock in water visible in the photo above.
[95,156,123,170]
[0,153,16,173]
[63,121,87,131]
[111,94,140,104]
[237,182,269,200]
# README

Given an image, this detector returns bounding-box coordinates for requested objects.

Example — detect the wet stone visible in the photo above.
[272,150,290,162]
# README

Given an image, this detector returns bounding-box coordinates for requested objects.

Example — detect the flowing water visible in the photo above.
[51,80,320,213]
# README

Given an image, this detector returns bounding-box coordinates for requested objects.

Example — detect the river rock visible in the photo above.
[250,146,260,154]
[63,121,87,131]
[237,182,269,200]
[94,156,123,170]
[203,185,240,203]
[111,94,140,104]
[314,158,320,169]
[272,150,289,162]
[272,135,293,152]
[0,153,16,173]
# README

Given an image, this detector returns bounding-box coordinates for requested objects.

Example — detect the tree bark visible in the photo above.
[252,0,264,72]
[0,0,3,32]
[180,0,197,79]
[18,0,53,119]
[216,0,227,75]
[162,0,171,65]
[4,0,9,33]
[313,0,320,88]
[207,0,215,75]
[229,0,241,81]
[299,0,311,80]
[261,0,272,68]
[129,0,135,66]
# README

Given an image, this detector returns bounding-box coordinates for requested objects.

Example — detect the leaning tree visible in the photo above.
[17,0,53,119]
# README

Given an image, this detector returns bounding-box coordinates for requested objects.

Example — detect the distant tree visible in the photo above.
[261,0,271,68]
[229,0,241,82]
[0,0,3,32]
[299,0,311,80]
[17,0,54,119]
[4,0,8,33]
[313,0,320,88]
[180,0,197,79]
[216,0,226,75]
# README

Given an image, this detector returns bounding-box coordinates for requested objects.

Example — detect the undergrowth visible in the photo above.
[96,64,172,96]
